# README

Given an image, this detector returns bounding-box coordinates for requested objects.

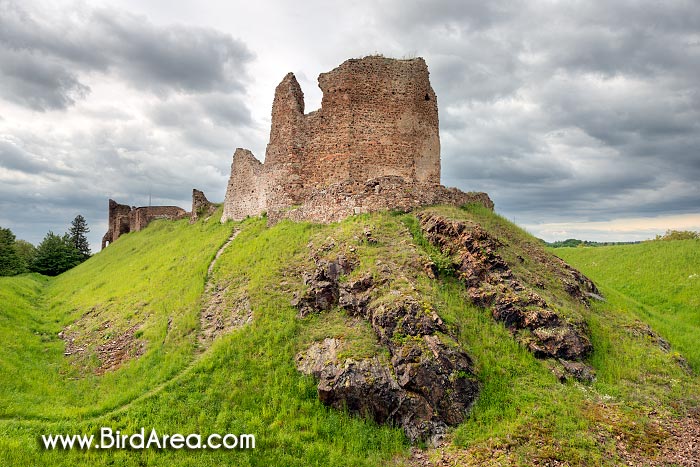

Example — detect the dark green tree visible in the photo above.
[14,239,36,273]
[69,214,91,261]
[0,227,22,276]
[31,232,81,276]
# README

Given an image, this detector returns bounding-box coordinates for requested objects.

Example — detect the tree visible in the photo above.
[69,214,91,261]
[14,240,36,273]
[0,227,22,276]
[31,232,81,276]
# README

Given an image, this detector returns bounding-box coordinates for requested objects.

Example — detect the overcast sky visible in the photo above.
[1,0,698,250]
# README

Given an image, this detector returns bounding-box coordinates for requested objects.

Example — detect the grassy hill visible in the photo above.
[554,240,700,372]
[0,206,697,466]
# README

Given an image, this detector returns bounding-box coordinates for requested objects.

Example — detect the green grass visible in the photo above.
[0,209,233,419]
[0,207,697,466]
[554,239,700,371]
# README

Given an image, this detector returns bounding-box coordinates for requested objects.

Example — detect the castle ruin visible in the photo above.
[222,56,492,224]
[101,200,187,249]
[102,56,493,248]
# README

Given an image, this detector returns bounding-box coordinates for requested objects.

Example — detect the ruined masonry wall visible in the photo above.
[269,176,494,224]
[221,56,493,224]
[102,200,187,248]
[221,148,266,221]
[191,189,217,223]
[261,56,441,215]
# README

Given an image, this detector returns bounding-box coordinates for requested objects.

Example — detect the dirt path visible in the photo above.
[207,229,240,277]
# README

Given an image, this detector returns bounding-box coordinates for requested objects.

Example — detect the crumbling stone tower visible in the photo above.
[264,56,440,211]
[222,56,492,224]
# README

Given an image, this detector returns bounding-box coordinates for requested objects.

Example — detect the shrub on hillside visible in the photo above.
[654,230,699,241]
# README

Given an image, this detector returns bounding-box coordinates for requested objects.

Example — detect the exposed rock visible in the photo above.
[558,359,596,383]
[338,272,374,316]
[527,324,593,361]
[294,245,479,443]
[625,320,671,352]
[555,257,604,304]
[199,283,252,346]
[296,338,443,443]
[390,334,476,427]
[370,299,447,344]
[292,257,355,317]
[60,318,146,375]
[417,212,594,379]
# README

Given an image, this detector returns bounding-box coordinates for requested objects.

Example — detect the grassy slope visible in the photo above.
[1,211,232,419]
[0,206,697,466]
[554,240,700,371]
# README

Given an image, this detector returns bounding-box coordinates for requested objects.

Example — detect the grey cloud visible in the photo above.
[2,0,699,247]
[197,94,252,127]
[0,0,254,110]
[0,48,90,111]
[0,139,45,173]
[92,9,253,95]
[150,94,251,129]
[382,0,520,33]
[0,139,76,175]
[369,0,700,227]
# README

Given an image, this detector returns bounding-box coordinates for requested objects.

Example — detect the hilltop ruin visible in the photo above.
[103,56,493,248]
[102,189,219,248]
[222,56,493,224]
[101,200,187,249]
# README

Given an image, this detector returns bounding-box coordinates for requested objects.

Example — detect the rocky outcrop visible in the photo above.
[294,254,479,443]
[416,212,595,378]
[296,338,440,443]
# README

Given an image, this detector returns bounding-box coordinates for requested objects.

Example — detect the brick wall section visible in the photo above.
[306,56,440,188]
[264,74,307,210]
[221,55,493,224]
[131,206,187,232]
[102,200,187,248]
[221,148,266,222]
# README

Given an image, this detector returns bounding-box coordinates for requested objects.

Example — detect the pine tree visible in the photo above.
[0,227,22,276]
[31,232,81,276]
[69,214,92,261]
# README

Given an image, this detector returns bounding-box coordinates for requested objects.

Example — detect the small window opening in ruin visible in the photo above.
[424,93,431,101]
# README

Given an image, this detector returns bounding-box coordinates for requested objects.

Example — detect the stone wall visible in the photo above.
[268,176,494,224]
[222,55,492,224]
[221,148,266,222]
[191,189,217,223]
[102,200,187,248]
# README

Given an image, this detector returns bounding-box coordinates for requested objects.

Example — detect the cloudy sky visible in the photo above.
[1,0,698,250]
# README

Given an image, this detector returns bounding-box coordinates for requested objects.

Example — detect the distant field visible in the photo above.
[554,239,700,371]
